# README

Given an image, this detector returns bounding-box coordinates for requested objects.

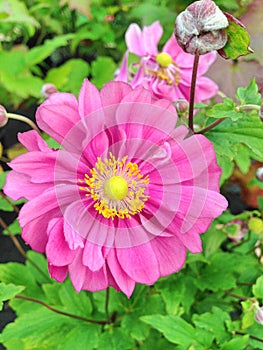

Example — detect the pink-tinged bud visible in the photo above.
[255,307,263,325]
[41,83,57,99]
[174,0,229,55]
[0,105,8,127]
[256,167,263,182]
[174,98,189,116]
[225,219,248,242]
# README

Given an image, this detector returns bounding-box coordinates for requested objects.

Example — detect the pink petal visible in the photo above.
[117,243,159,284]
[4,171,50,200]
[125,23,145,56]
[48,264,68,282]
[8,151,57,183]
[195,76,219,102]
[68,250,87,291]
[78,79,102,118]
[142,21,163,55]
[46,218,77,266]
[82,266,109,292]
[106,249,135,298]
[150,236,186,276]
[18,130,50,152]
[100,81,132,106]
[82,240,105,272]
[36,104,80,144]
[115,51,129,81]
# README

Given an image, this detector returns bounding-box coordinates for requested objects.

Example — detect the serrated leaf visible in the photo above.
[194,253,237,291]
[219,13,252,59]
[97,328,135,350]
[141,314,214,349]
[206,98,243,121]
[0,283,25,310]
[236,78,262,105]
[57,324,100,350]
[193,307,231,344]
[207,112,263,183]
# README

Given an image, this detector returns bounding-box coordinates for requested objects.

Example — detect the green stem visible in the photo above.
[188,53,200,132]
[236,104,261,112]
[7,113,41,134]
[15,295,109,325]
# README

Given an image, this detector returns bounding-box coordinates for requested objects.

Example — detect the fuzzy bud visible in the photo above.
[41,83,57,99]
[255,307,263,325]
[174,98,189,116]
[174,0,229,55]
[0,105,8,127]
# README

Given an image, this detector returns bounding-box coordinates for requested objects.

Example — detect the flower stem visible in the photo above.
[188,53,200,132]
[236,104,261,112]
[15,295,109,325]
[105,287,110,321]
[0,191,20,213]
[234,331,263,344]
[7,113,41,134]
[196,118,226,134]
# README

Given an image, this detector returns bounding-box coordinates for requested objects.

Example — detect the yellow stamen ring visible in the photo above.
[78,153,150,220]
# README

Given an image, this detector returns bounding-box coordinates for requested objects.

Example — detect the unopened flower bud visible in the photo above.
[256,167,263,182]
[174,0,229,55]
[248,217,263,234]
[41,83,57,99]
[0,105,8,127]
[225,219,248,242]
[174,99,189,116]
[255,307,263,325]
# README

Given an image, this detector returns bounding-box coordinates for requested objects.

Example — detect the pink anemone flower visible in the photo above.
[116,21,218,103]
[4,80,227,297]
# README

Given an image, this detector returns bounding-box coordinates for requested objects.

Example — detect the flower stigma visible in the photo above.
[145,52,181,86]
[78,153,150,220]
[156,52,173,67]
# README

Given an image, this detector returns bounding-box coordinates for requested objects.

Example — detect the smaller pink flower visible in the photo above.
[116,21,218,103]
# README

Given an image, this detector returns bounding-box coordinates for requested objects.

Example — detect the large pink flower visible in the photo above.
[116,21,218,103]
[4,80,227,297]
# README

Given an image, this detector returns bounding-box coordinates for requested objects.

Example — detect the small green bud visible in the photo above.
[248,217,263,234]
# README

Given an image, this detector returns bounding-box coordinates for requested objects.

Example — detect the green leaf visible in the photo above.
[0,171,8,189]
[207,111,263,183]
[97,328,135,350]
[193,307,231,344]
[219,13,252,59]
[3,219,21,236]
[0,283,25,310]
[25,34,74,67]
[91,56,116,89]
[252,275,263,299]
[220,335,250,350]
[0,0,39,27]
[194,252,237,291]
[46,59,90,96]
[236,78,262,105]
[206,98,243,121]
[57,324,100,350]
[141,314,214,349]
[241,300,256,330]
